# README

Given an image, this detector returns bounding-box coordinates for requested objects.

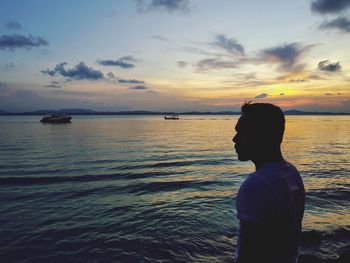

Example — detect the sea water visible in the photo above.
[0,115,349,262]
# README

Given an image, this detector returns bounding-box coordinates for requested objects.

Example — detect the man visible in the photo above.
[233,102,305,263]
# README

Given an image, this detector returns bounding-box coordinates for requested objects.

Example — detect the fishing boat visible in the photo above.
[164,115,179,120]
[40,114,72,124]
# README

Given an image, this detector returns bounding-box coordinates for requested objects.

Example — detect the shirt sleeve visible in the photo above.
[236,175,274,223]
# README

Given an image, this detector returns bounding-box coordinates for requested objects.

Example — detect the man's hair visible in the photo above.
[241,102,285,144]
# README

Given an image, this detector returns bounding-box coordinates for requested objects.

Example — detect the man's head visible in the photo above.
[233,102,285,161]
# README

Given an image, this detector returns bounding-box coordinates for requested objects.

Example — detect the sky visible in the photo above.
[0,0,350,112]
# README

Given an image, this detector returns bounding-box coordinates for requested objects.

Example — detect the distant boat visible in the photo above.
[164,115,179,120]
[40,114,72,124]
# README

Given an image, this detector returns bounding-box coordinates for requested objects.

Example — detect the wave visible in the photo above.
[68,179,228,197]
[126,179,222,195]
[0,157,234,178]
[300,227,350,246]
[299,227,350,262]
[306,188,350,202]
[0,170,187,185]
[130,158,233,169]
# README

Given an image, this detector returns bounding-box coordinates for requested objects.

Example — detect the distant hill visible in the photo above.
[0,109,98,115]
[0,109,349,116]
[283,110,349,115]
[58,108,97,114]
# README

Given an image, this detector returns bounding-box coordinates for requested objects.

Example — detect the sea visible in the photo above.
[0,115,349,263]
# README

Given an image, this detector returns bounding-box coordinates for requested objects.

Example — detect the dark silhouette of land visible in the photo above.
[0,108,349,116]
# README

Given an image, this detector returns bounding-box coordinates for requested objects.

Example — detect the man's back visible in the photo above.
[236,160,305,263]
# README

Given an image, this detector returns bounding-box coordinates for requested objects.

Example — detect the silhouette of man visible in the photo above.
[233,102,305,263]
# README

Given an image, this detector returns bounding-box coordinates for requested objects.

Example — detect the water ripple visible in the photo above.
[0,115,349,262]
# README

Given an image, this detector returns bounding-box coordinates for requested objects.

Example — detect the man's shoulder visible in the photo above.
[258,160,299,174]
[236,173,275,223]
[240,172,271,193]
[238,172,275,205]
[255,161,302,184]
[237,160,304,207]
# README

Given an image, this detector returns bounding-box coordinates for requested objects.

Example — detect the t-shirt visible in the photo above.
[236,160,305,263]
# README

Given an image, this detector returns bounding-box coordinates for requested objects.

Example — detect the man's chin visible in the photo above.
[237,154,250,161]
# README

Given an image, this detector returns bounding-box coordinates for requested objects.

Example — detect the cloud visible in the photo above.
[178,46,224,57]
[255,93,268,99]
[96,56,137,68]
[107,72,116,79]
[0,34,49,50]
[280,93,285,96]
[118,79,145,84]
[119,55,138,62]
[3,62,16,70]
[44,82,61,88]
[189,41,317,76]
[288,79,309,82]
[177,60,187,68]
[244,72,257,80]
[107,10,119,18]
[41,67,57,76]
[196,58,239,71]
[146,89,158,94]
[311,0,350,14]
[318,60,341,72]
[320,16,350,33]
[221,72,274,87]
[105,73,145,84]
[325,92,334,95]
[41,62,104,80]
[5,21,22,30]
[129,85,148,90]
[213,34,245,55]
[260,43,313,71]
[308,73,326,80]
[152,35,170,41]
[191,41,313,72]
[44,84,61,88]
[136,0,190,13]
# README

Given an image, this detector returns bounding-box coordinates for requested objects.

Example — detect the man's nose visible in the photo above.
[232,134,237,143]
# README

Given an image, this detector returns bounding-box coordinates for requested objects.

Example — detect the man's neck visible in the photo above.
[252,149,284,170]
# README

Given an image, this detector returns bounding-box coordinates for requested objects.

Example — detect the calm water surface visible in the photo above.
[0,115,349,262]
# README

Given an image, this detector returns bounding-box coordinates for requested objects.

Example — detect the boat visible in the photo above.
[40,114,72,124]
[164,115,179,120]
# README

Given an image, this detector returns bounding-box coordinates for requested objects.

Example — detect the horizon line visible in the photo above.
[0,109,349,116]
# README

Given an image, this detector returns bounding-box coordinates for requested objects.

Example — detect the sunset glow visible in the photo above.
[0,0,349,112]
